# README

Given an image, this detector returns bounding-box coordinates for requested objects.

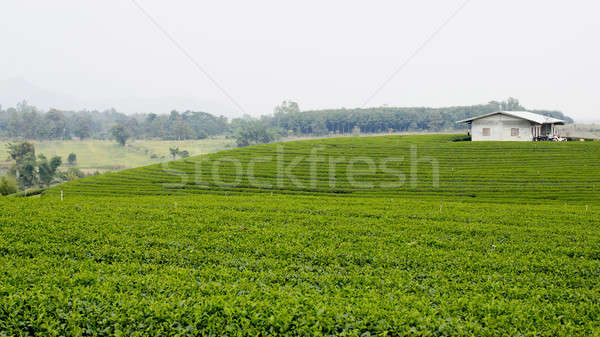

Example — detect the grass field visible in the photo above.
[0,138,234,171]
[1,134,600,335]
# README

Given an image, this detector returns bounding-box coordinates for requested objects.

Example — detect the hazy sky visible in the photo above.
[1,1,599,120]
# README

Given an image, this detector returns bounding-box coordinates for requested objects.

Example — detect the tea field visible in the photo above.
[53,134,600,204]
[1,135,600,335]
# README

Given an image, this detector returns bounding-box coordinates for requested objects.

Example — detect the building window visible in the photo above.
[482,128,491,137]
[511,128,519,137]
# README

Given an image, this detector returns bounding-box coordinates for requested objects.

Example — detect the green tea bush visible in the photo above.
[2,135,600,335]
[0,195,599,335]
[49,135,600,204]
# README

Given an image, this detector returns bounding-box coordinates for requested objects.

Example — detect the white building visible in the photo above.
[457,111,565,141]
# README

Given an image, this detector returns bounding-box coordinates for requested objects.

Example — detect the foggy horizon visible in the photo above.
[2,1,599,121]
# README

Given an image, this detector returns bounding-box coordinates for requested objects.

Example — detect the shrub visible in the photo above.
[0,175,18,196]
[63,168,86,181]
[67,153,77,165]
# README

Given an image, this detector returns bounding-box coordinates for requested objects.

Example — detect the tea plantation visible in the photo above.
[1,135,599,336]
[52,134,600,203]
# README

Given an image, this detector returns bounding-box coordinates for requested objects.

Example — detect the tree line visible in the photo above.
[231,98,573,147]
[0,101,229,142]
[0,98,574,148]
[264,98,573,136]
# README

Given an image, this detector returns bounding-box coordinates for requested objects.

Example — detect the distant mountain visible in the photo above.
[0,77,237,118]
[0,77,85,111]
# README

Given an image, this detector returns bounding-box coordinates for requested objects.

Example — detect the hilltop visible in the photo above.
[50,134,600,204]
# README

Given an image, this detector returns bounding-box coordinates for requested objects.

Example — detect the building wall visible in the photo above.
[471,114,533,141]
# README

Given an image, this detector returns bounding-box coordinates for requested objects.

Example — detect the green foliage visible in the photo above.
[37,154,62,187]
[2,135,599,334]
[61,167,86,181]
[0,103,229,141]
[7,141,37,188]
[6,141,35,162]
[273,100,300,128]
[0,175,17,195]
[53,134,600,204]
[73,117,91,139]
[110,124,130,146]
[17,153,37,188]
[265,98,574,135]
[169,146,179,159]
[1,98,574,142]
[0,102,69,139]
[12,187,46,197]
[67,152,77,165]
[169,147,190,159]
[0,194,599,334]
[234,120,277,147]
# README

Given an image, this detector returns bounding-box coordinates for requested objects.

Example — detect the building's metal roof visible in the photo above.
[456,111,565,125]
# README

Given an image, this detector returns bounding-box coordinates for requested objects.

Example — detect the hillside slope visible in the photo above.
[4,134,600,335]
[49,135,600,203]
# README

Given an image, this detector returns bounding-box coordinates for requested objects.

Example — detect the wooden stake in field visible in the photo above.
[60,190,63,201]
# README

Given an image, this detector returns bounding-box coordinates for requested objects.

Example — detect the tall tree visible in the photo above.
[17,152,37,188]
[45,109,68,139]
[38,155,62,187]
[111,124,130,146]
[7,142,35,184]
[73,117,91,139]
[274,101,300,130]
[172,118,192,140]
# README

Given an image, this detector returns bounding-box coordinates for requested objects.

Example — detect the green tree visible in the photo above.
[7,142,35,185]
[169,147,180,159]
[235,120,276,148]
[21,110,42,139]
[310,118,328,136]
[16,152,37,188]
[45,109,68,139]
[111,124,130,146]
[172,118,192,140]
[74,118,91,139]
[38,155,62,187]
[273,101,300,130]
[67,153,77,165]
[502,97,523,111]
